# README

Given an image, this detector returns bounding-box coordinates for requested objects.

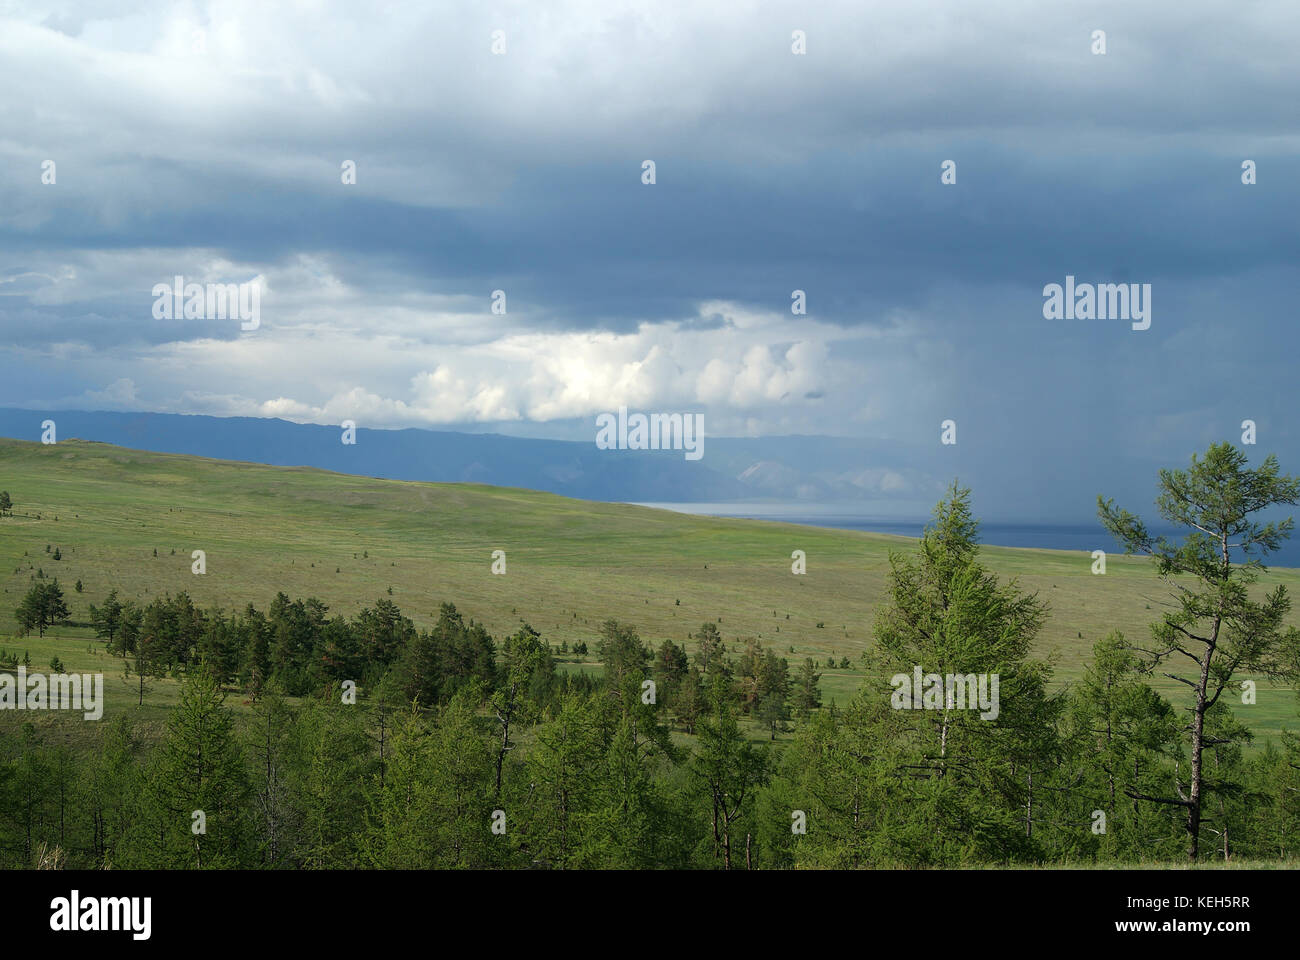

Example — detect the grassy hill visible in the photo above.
[1,436,1298,745]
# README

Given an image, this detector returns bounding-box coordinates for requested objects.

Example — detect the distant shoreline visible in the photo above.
[634,502,1300,570]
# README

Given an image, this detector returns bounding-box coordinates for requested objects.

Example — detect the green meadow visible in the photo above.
[1,436,1297,746]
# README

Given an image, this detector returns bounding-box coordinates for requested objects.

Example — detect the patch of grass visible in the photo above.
[1,436,1297,747]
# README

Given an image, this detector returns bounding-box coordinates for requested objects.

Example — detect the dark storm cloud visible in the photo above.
[0,0,1297,518]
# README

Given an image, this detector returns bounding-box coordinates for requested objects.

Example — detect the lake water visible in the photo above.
[633,503,1300,569]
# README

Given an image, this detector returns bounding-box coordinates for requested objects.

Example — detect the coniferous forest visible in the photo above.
[4,444,1299,871]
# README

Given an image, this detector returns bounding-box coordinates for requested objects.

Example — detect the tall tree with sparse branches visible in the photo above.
[1099,442,1300,860]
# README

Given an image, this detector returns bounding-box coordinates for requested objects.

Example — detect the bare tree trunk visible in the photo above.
[1133,757,1140,819]
[722,803,732,870]
[938,711,949,778]
[711,798,720,860]
[1106,678,1116,809]
[378,705,387,789]
[1187,618,1219,860]
[496,713,510,796]
[1026,770,1033,839]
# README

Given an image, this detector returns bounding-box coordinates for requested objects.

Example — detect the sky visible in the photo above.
[1,0,1298,514]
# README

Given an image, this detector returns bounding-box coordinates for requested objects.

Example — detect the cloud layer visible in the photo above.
[2,0,1298,507]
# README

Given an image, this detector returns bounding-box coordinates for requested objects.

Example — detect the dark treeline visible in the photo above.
[79,587,570,710]
[3,443,1300,868]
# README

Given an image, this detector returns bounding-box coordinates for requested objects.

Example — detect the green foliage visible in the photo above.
[138,669,251,868]
[1100,443,1300,859]
[14,580,70,637]
[849,482,1056,864]
[690,694,770,869]
[792,657,822,718]
[1,445,1299,870]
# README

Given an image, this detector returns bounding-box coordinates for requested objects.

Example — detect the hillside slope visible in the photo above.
[1,437,1297,738]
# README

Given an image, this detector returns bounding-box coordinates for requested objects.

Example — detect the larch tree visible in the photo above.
[1099,442,1300,859]
[145,669,251,868]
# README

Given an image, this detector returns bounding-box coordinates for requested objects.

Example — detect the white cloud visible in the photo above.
[62,376,137,410]
[16,297,915,435]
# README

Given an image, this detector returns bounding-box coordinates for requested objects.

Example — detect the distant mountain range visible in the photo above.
[0,407,1163,523]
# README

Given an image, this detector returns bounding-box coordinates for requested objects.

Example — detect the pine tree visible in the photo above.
[144,670,251,868]
[9,726,51,865]
[240,604,271,700]
[1100,443,1300,859]
[245,688,299,866]
[579,717,662,868]
[366,707,436,868]
[84,716,142,869]
[654,638,690,710]
[597,619,650,712]
[490,623,547,799]
[690,694,769,869]
[791,657,823,717]
[870,481,1052,862]
[694,621,725,672]
[771,698,898,868]
[123,630,165,707]
[89,590,124,645]
[1065,632,1181,860]
[673,665,706,734]
[756,650,791,739]
[14,580,70,637]
[291,698,373,868]
[522,693,604,868]
[424,693,500,867]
